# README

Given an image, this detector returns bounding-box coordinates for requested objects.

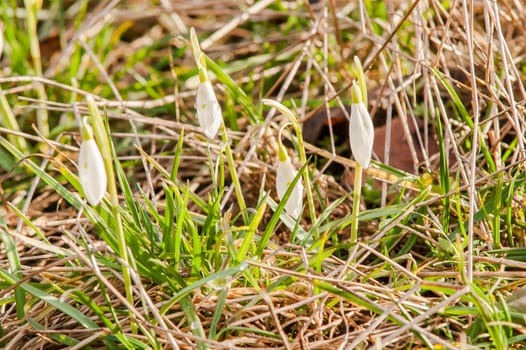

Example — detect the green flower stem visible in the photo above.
[0,89,28,154]
[262,99,316,224]
[350,162,362,245]
[190,27,208,82]
[221,123,248,223]
[353,56,367,107]
[24,0,49,136]
[86,96,135,332]
[277,123,290,162]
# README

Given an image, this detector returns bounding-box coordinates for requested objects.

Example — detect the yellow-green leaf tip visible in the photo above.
[350,83,362,105]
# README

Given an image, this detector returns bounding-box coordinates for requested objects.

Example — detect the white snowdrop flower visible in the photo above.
[349,83,374,168]
[78,118,107,205]
[190,27,223,139]
[276,140,304,219]
[196,80,222,139]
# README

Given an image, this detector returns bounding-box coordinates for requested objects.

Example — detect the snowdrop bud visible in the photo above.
[276,139,304,219]
[349,83,374,168]
[190,27,222,139]
[196,80,222,139]
[78,117,107,205]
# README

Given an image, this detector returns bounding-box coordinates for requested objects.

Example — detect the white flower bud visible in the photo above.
[196,81,222,139]
[349,84,374,168]
[78,119,107,205]
[276,157,304,219]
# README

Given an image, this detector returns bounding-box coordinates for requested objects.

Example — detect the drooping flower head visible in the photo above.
[196,80,222,139]
[349,56,374,168]
[78,117,107,205]
[349,83,374,168]
[276,125,304,219]
[190,27,222,139]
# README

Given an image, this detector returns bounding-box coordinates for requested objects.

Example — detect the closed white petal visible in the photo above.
[78,139,107,205]
[349,103,374,168]
[276,158,304,219]
[196,81,222,139]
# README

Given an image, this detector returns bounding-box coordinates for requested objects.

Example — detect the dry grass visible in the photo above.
[1,0,526,349]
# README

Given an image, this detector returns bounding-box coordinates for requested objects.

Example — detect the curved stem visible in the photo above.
[221,123,248,223]
[262,99,316,224]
